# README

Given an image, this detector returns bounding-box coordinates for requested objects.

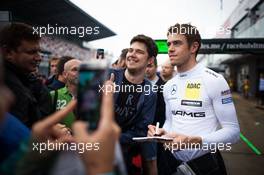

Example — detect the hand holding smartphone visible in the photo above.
[77,59,108,131]
[77,60,127,174]
[96,48,104,59]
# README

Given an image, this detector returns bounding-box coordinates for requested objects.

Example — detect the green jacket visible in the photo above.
[50,87,75,127]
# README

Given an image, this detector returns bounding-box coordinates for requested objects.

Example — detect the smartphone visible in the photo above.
[77,59,108,130]
[96,48,104,59]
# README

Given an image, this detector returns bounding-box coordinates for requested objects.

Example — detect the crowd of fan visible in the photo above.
[40,36,95,61]
[0,22,177,175]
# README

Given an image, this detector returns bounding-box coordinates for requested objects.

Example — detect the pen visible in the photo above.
[155,122,160,135]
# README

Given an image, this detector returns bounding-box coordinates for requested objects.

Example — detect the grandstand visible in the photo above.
[40,36,94,60]
[0,0,116,75]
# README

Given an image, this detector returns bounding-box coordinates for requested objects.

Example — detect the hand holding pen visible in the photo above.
[147,122,167,137]
[155,122,160,136]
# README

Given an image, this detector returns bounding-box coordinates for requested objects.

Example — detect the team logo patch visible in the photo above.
[185,81,201,100]
[172,110,205,117]
[205,70,218,78]
[171,84,177,95]
[180,74,187,77]
[222,97,233,104]
[221,89,231,96]
[181,100,202,107]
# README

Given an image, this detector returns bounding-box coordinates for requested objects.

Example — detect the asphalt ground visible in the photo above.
[222,93,264,175]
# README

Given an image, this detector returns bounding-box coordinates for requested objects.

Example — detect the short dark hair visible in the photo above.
[49,57,59,64]
[0,22,40,51]
[120,48,128,60]
[153,57,158,67]
[167,23,201,56]
[56,56,74,76]
[130,34,158,58]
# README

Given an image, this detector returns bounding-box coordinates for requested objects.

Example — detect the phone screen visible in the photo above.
[77,65,107,130]
[96,48,104,59]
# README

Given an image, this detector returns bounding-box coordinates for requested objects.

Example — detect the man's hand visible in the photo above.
[31,100,76,144]
[163,133,202,150]
[73,80,120,175]
[147,124,167,137]
[109,73,115,82]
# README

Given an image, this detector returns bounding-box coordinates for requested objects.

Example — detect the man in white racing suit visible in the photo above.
[148,23,240,175]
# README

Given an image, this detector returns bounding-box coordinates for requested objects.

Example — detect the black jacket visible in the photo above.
[153,75,166,127]
[109,69,157,144]
[4,60,52,127]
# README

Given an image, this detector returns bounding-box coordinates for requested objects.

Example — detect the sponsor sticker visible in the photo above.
[221,89,231,96]
[179,74,187,78]
[205,70,218,78]
[185,81,201,99]
[181,100,202,107]
[171,110,205,117]
[222,97,233,104]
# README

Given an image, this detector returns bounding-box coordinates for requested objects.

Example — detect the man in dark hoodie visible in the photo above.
[0,22,52,127]
[110,34,158,174]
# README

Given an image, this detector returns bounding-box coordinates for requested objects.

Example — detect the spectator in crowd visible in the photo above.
[0,53,30,163]
[112,59,119,68]
[117,48,128,69]
[145,57,166,126]
[49,57,60,76]
[46,57,59,85]
[110,35,157,175]
[243,75,250,99]
[40,36,92,61]
[0,50,120,175]
[228,77,234,92]
[0,22,52,127]
[38,74,48,85]
[47,56,74,91]
[160,58,175,82]
[50,59,81,128]
[258,73,264,106]
[145,57,168,174]
[112,48,128,69]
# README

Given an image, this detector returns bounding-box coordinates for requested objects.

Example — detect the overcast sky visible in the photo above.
[70,0,239,64]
